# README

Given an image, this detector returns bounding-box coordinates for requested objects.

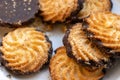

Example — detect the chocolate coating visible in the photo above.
[66,0,84,23]
[0,0,39,25]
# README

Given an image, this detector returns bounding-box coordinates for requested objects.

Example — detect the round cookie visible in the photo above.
[0,28,52,75]
[83,12,120,56]
[0,0,39,25]
[63,23,110,67]
[78,0,112,19]
[39,0,84,23]
[50,47,105,80]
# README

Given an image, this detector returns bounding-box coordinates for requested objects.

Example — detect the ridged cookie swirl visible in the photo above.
[50,47,104,80]
[39,0,78,23]
[85,12,120,56]
[78,0,111,19]
[63,23,110,67]
[0,28,51,74]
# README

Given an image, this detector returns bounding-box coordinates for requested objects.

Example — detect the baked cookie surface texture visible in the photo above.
[84,12,120,56]
[39,0,83,23]
[63,23,110,67]
[78,0,112,19]
[50,47,104,80]
[0,28,52,74]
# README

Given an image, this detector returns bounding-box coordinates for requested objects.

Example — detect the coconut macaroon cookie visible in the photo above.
[0,0,39,25]
[84,12,120,56]
[0,28,52,75]
[63,23,110,67]
[50,47,105,80]
[39,0,84,23]
[78,0,112,19]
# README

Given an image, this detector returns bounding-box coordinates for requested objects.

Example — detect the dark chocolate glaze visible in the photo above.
[66,0,84,23]
[110,0,113,10]
[0,30,53,75]
[63,23,113,68]
[44,35,53,65]
[0,0,39,26]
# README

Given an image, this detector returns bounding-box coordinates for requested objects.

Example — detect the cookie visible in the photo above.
[0,28,52,75]
[50,47,105,80]
[63,23,110,67]
[78,0,112,19]
[39,0,83,23]
[84,12,120,56]
[0,0,39,26]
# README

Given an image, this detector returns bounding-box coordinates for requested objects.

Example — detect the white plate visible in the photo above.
[0,0,120,80]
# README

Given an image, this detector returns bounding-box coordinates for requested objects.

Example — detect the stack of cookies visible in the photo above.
[49,0,119,80]
[0,0,120,80]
